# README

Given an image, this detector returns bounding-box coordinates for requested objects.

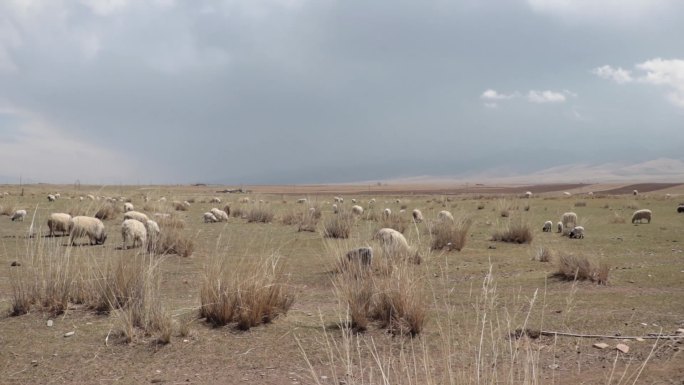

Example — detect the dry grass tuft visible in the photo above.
[477,202,485,210]
[148,227,194,257]
[379,213,409,233]
[95,203,121,220]
[67,205,89,217]
[574,201,587,207]
[534,246,553,262]
[609,212,626,224]
[323,212,353,239]
[222,204,231,216]
[553,253,609,284]
[199,255,295,330]
[429,216,472,251]
[246,205,275,223]
[370,264,426,336]
[492,220,533,244]
[173,201,189,211]
[333,263,374,332]
[0,205,15,216]
[156,215,185,229]
[231,206,245,218]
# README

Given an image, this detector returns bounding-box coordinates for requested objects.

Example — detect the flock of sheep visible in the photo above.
[541,209,653,239]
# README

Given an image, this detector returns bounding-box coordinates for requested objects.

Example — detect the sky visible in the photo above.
[0,0,683,184]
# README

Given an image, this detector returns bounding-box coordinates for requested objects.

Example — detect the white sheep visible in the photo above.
[123,202,134,212]
[412,209,423,223]
[123,211,149,224]
[79,196,84,201]
[334,196,344,203]
[438,210,454,222]
[203,212,219,223]
[631,209,652,224]
[351,199,357,204]
[542,220,552,232]
[145,220,160,242]
[563,192,571,197]
[121,219,147,249]
[556,221,563,233]
[210,208,229,222]
[332,203,339,214]
[10,209,27,222]
[561,212,577,229]
[297,198,307,204]
[383,208,392,219]
[47,194,56,202]
[633,189,639,196]
[69,216,107,245]
[55,193,61,199]
[368,198,376,206]
[239,197,250,203]
[587,192,594,197]
[351,205,364,215]
[159,197,167,202]
[525,191,533,199]
[210,197,221,203]
[48,213,72,237]
[374,228,410,256]
[569,226,585,239]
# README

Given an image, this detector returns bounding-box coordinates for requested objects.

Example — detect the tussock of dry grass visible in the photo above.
[199,255,294,330]
[379,213,409,233]
[155,215,185,229]
[533,246,552,262]
[429,217,472,251]
[0,205,15,216]
[553,253,609,284]
[246,205,275,223]
[333,263,374,332]
[492,220,533,244]
[574,201,587,207]
[148,227,194,257]
[370,264,426,336]
[231,206,245,218]
[323,212,353,239]
[173,201,189,211]
[609,212,626,224]
[222,204,231,216]
[95,203,121,220]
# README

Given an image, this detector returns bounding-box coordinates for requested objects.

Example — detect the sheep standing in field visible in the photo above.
[203,212,218,223]
[47,194,56,202]
[334,196,343,203]
[346,247,373,266]
[159,197,167,202]
[561,212,577,230]
[48,213,72,237]
[123,202,134,212]
[123,211,149,224]
[525,191,533,199]
[631,209,652,224]
[210,208,229,222]
[69,216,107,245]
[368,198,376,207]
[351,199,357,204]
[145,220,160,243]
[542,221,552,232]
[121,219,147,249]
[383,208,392,219]
[633,189,639,196]
[374,228,410,256]
[438,210,454,222]
[412,209,423,223]
[351,205,364,215]
[677,205,684,213]
[556,221,563,233]
[563,192,571,197]
[210,197,221,203]
[297,198,307,204]
[10,209,27,222]
[588,192,594,197]
[239,197,250,203]
[569,226,585,239]
[332,204,339,214]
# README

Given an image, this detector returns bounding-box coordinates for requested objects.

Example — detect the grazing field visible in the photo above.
[1,184,683,384]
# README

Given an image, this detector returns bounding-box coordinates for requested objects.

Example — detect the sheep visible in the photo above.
[55,193,61,199]
[346,247,373,266]
[10,209,27,222]
[542,220,552,232]
[438,210,454,222]
[239,197,250,203]
[203,212,219,223]
[383,208,392,219]
[69,216,107,245]
[47,194,56,202]
[561,212,577,229]
[351,205,364,215]
[368,198,376,206]
[334,196,344,203]
[556,221,563,233]
[631,209,652,224]
[123,211,149,224]
[678,205,684,213]
[87,194,95,201]
[210,197,221,203]
[351,199,357,204]
[569,226,585,239]
[563,192,571,197]
[297,198,307,204]
[183,201,191,207]
[121,219,147,249]
[332,204,339,214]
[412,209,424,223]
[123,202,134,212]
[210,208,229,222]
[159,197,167,202]
[153,213,170,219]
[587,192,594,197]
[524,191,533,199]
[48,213,72,237]
[79,196,84,201]
[633,189,639,196]
[145,220,160,242]
[374,228,410,256]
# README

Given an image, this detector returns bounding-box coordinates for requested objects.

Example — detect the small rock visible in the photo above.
[321,376,328,380]
[151,379,163,384]
[10,261,21,267]
[31,360,38,367]
[593,343,609,349]
[616,344,630,353]
[636,338,645,342]
[47,320,53,327]
[183,339,189,343]
[548,364,559,369]
[676,328,684,335]
[640,323,648,326]
[64,331,75,337]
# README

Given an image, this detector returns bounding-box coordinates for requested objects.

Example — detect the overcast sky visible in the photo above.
[1,0,683,184]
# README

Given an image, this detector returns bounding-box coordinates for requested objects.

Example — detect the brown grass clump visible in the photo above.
[333,262,374,332]
[534,247,552,262]
[148,227,194,257]
[173,201,189,211]
[281,211,302,226]
[379,213,409,234]
[0,205,15,216]
[553,253,609,284]
[492,220,533,244]
[95,203,121,220]
[429,217,472,251]
[231,206,245,218]
[155,215,185,229]
[67,205,89,217]
[609,212,626,224]
[199,255,295,330]
[370,264,426,336]
[323,212,353,239]
[222,204,231,216]
[574,201,587,207]
[246,205,275,223]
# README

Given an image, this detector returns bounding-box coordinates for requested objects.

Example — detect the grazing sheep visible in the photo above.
[438,210,454,222]
[412,209,424,223]
[145,220,160,241]
[346,247,373,266]
[383,208,392,219]
[297,198,307,204]
[10,209,27,222]
[368,198,376,206]
[239,197,250,203]
[556,221,563,233]
[677,205,684,213]
[633,189,639,196]
[569,226,585,239]
[374,228,410,255]
[210,208,229,222]
[48,213,72,237]
[588,192,594,197]
[47,194,56,202]
[79,196,84,201]
[332,204,339,214]
[121,219,147,249]
[86,194,95,201]
[563,192,571,197]
[351,199,357,204]
[542,220,552,232]
[123,202,134,212]
[159,197,167,202]
[69,216,107,245]
[55,193,61,199]
[203,212,219,223]
[561,212,577,229]
[351,205,364,215]
[631,209,652,224]
[525,191,533,199]
[123,211,149,224]
[334,196,344,203]
[210,197,221,203]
